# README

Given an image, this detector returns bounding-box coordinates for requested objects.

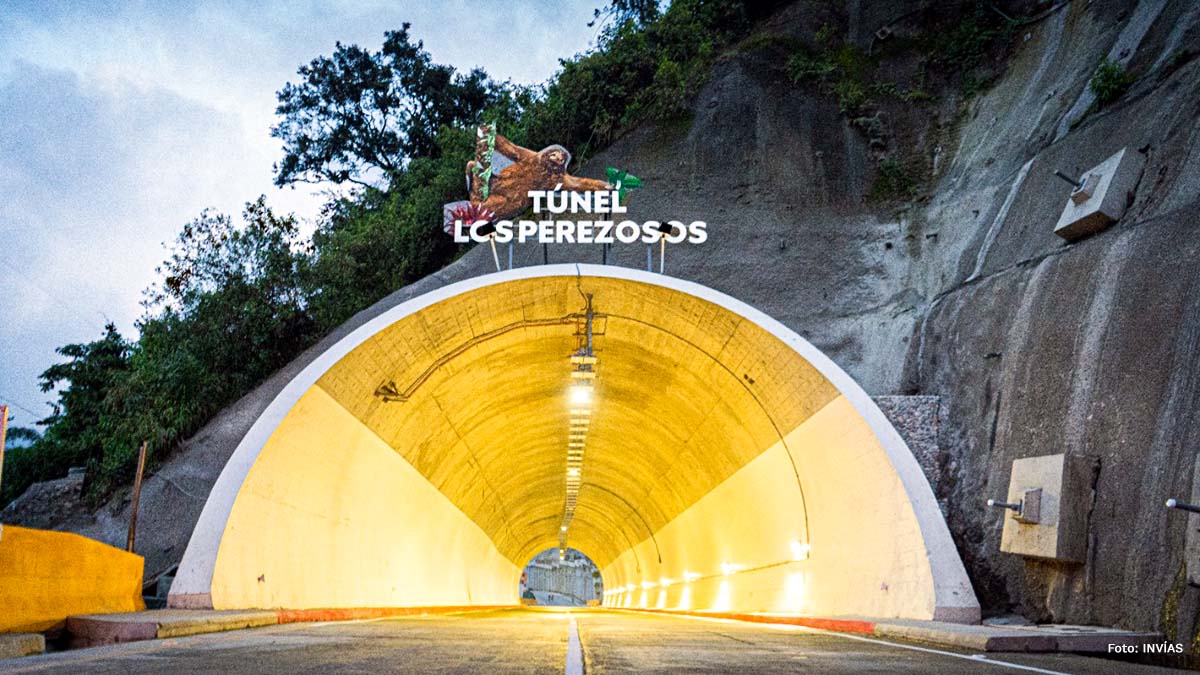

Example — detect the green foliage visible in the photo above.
[833,79,868,114]
[5,325,132,502]
[870,154,918,201]
[1089,58,1135,106]
[787,26,873,114]
[272,23,499,187]
[3,1,767,509]
[924,3,1013,71]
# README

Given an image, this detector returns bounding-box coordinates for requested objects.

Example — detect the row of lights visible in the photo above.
[601,542,811,596]
[558,347,596,559]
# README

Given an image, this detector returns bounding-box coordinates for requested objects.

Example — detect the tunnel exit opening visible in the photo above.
[520,547,602,607]
[170,264,979,623]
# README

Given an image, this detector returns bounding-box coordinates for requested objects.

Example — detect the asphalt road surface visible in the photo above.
[0,608,1183,674]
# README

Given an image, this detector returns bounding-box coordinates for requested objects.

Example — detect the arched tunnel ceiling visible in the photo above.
[315,275,839,569]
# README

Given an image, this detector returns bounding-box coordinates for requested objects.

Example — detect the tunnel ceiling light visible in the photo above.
[683,571,701,582]
[560,296,599,549]
[791,540,811,561]
[721,562,745,576]
[568,384,593,406]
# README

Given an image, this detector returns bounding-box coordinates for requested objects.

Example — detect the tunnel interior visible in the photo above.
[520,547,602,607]
[171,265,978,622]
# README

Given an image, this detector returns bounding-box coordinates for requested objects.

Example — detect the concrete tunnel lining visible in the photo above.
[170,263,979,621]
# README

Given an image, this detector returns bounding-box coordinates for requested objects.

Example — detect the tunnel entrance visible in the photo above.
[520,547,601,607]
[170,264,979,622]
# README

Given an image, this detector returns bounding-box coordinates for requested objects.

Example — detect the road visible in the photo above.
[0,608,1182,674]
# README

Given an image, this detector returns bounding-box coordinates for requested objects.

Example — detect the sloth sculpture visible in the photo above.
[465,128,612,222]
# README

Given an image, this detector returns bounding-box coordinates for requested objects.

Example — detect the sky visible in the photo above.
[0,0,603,429]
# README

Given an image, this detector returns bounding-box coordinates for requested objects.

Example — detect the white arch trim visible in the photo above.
[170,263,979,621]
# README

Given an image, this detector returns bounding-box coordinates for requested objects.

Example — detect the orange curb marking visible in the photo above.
[614,608,877,635]
[275,605,515,624]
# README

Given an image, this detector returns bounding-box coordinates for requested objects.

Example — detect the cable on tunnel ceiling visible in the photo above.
[373,313,602,403]
[584,481,661,567]
[602,313,812,547]
[371,275,811,558]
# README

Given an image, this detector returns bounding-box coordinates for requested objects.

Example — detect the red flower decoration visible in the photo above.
[450,203,495,226]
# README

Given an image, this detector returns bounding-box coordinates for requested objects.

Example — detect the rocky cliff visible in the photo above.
[6,0,1200,644]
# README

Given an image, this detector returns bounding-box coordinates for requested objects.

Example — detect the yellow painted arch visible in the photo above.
[171,265,979,621]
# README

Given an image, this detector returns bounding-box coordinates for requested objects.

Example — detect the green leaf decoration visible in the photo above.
[606,167,644,203]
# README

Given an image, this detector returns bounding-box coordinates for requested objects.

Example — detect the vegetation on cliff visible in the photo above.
[1,0,782,507]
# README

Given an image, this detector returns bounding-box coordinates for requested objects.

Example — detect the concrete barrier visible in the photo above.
[0,634,44,660]
[0,525,145,633]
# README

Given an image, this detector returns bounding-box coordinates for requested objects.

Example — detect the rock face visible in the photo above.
[0,469,85,531]
[8,0,1200,643]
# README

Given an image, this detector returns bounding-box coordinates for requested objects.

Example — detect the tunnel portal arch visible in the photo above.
[170,264,979,622]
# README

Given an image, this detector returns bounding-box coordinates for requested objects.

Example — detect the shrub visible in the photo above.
[1090,58,1135,106]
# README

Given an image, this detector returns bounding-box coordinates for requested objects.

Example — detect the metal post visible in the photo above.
[126,440,148,553]
[987,498,1023,514]
[1166,498,1200,514]
[508,242,514,270]
[659,237,666,274]
[543,243,549,265]
[488,235,501,272]
[1052,170,1083,189]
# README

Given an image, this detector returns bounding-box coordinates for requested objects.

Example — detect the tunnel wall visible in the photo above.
[171,265,977,620]
[172,387,519,609]
[602,394,973,621]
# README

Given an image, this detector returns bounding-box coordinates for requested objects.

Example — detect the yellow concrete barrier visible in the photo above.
[0,525,145,633]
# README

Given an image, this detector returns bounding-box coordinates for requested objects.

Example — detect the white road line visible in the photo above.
[807,629,1075,675]
[565,614,584,675]
[650,613,1076,675]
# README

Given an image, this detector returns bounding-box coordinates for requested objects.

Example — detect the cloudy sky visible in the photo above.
[0,1,601,428]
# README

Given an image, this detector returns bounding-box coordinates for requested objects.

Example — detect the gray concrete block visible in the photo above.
[1053,147,1146,240]
[0,633,45,660]
[999,454,1098,563]
[1184,453,1200,587]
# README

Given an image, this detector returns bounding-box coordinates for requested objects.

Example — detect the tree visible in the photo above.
[590,0,660,29]
[272,23,498,188]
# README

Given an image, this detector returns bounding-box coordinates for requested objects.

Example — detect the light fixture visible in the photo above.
[559,291,598,552]
[790,540,811,561]
[568,383,593,406]
[683,571,701,582]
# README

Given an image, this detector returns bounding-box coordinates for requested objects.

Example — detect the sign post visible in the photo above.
[0,405,8,541]
[0,405,8,500]
[126,440,148,553]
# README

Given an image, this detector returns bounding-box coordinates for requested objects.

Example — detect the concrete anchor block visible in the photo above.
[1053,147,1146,240]
[1184,453,1200,586]
[999,454,1098,563]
